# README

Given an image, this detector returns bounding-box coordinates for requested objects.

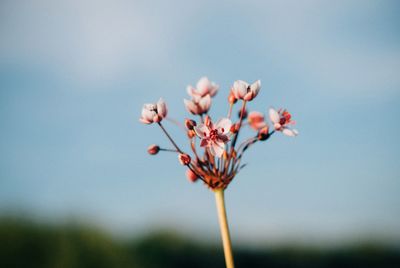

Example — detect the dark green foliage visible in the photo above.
[0,217,399,268]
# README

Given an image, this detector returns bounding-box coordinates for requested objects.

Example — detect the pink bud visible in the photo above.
[238,108,248,119]
[186,169,198,182]
[258,126,270,141]
[178,153,191,165]
[147,144,160,155]
[228,90,237,104]
[230,123,240,134]
[185,119,197,130]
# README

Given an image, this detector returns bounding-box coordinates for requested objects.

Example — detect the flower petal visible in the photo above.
[250,80,261,97]
[196,77,210,96]
[209,82,219,97]
[194,124,210,138]
[215,118,232,134]
[157,98,167,118]
[210,141,225,158]
[186,85,196,97]
[184,99,198,114]
[269,108,280,124]
[233,80,248,99]
[282,128,298,137]
[142,106,156,121]
[199,94,211,112]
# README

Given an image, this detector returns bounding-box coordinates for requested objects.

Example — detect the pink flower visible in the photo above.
[187,77,219,98]
[232,80,261,101]
[247,111,267,130]
[269,108,298,137]
[194,117,232,158]
[184,94,211,115]
[140,98,168,124]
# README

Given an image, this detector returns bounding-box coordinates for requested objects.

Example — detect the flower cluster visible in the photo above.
[140,77,298,190]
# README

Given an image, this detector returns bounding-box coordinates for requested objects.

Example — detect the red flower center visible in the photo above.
[209,129,219,141]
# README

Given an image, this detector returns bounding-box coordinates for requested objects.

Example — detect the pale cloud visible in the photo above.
[243,0,400,97]
[1,0,398,96]
[0,0,201,83]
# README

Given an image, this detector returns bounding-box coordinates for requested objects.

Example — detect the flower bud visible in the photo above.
[187,130,196,139]
[230,123,240,134]
[185,119,197,130]
[238,108,247,119]
[257,126,270,141]
[228,90,237,104]
[186,169,198,182]
[178,153,191,165]
[147,144,160,155]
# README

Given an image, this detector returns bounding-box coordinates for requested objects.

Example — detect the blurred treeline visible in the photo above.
[1,217,399,268]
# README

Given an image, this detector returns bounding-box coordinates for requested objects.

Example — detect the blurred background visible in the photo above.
[1,0,399,267]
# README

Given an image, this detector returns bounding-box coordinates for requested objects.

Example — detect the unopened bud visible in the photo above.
[258,126,270,141]
[238,108,247,119]
[185,119,196,130]
[147,144,160,155]
[186,169,198,183]
[187,130,196,138]
[178,153,191,165]
[228,90,237,104]
[230,123,240,134]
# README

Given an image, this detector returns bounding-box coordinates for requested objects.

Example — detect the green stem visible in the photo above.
[214,189,235,268]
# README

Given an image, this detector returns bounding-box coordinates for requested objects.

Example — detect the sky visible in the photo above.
[0,0,399,245]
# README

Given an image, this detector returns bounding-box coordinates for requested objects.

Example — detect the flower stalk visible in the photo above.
[215,189,234,268]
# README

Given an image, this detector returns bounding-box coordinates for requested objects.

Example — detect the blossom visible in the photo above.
[187,77,219,98]
[269,108,298,137]
[194,117,232,158]
[232,80,261,101]
[184,94,211,115]
[140,98,168,124]
[247,111,267,130]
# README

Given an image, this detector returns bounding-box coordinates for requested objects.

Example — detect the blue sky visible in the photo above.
[0,0,399,244]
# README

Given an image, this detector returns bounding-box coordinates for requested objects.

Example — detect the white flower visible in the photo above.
[184,94,211,115]
[194,117,232,158]
[269,108,298,137]
[140,98,168,124]
[232,80,261,101]
[187,77,219,98]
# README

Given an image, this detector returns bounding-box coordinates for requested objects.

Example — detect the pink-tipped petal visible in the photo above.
[199,94,211,112]
[200,139,209,147]
[215,118,232,134]
[157,98,167,118]
[269,108,280,124]
[250,80,261,96]
[139,118,152,124]
[184,99,198,114]
[282,128,298,137]
[142,108,156,122]
[194,124,210,138]
[210,142,225,158]
[196,77,210,96]
[186,85,196,97]
[209,82,219,97]
[233,80,248,99]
